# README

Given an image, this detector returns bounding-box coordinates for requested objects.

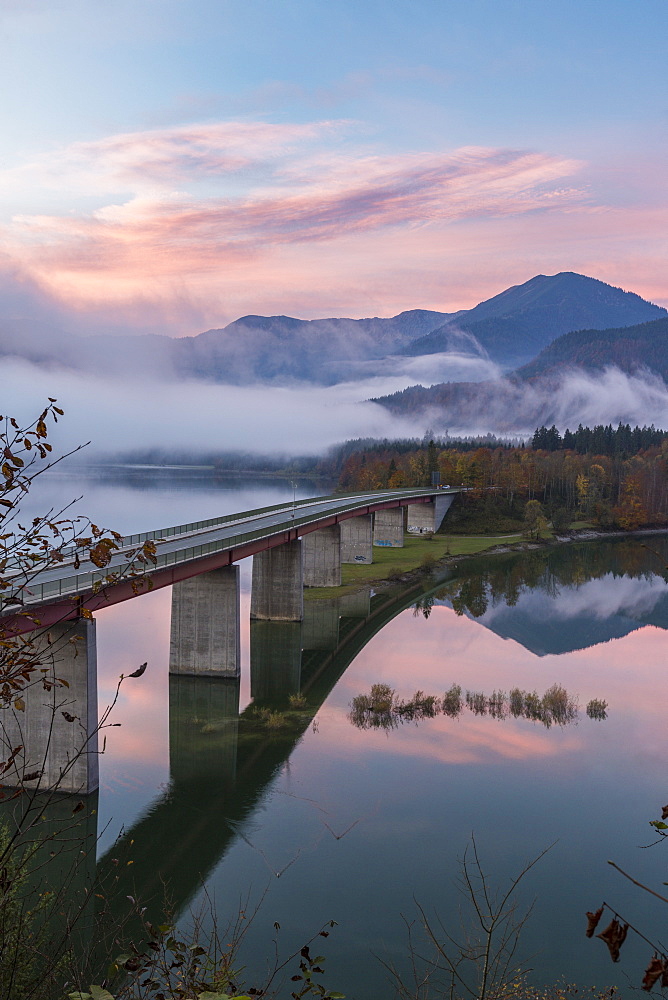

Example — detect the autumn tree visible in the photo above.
[523,500,548,540]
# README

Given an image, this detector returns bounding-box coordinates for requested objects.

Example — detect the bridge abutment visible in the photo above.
[341,514,373,564]
[251,539,304,620]
[407,495,454,534]
[303,524,341,587]
[373,507,405,547]
[1,618,99,794]
[169,566,240,678]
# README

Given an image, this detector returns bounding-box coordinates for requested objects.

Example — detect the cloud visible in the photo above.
[1,115,664,337]
[0,357,432,458]
[6,143,584,258]
[481,574,668,627]
[396,365,668,439]
[0,120,586,326]
[0,120,338,196]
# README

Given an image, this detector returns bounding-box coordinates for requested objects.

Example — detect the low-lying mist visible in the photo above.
[0,358,431,459]
[385,366,668,439]
[3,354,668,465]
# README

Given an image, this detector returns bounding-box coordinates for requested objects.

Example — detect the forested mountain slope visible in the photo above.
[516,316,668,381]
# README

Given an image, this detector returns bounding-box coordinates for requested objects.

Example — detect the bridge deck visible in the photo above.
[6,488,459,629]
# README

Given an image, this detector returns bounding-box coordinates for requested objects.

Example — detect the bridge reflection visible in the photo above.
[7,535,668,983]
[92,575,431,940]
[91,536,668,946]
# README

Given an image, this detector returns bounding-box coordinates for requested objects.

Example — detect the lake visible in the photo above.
[10,467,668,998]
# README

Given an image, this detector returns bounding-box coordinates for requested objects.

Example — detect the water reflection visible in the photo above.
[421,537,668,655]
[348,681,598,730]
[3,532,668,994]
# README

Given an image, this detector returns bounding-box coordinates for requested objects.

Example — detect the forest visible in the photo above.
[336,424,668,533]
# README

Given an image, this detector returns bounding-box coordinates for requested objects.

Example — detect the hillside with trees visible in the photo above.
[336,426,668,534]
[517,316,668,381]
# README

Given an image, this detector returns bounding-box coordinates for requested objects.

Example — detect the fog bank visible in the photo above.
[0,358,431,458]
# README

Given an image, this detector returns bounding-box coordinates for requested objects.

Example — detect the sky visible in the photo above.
[1,0,667,339]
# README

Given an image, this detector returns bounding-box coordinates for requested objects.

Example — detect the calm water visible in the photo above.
[13,468,668,997]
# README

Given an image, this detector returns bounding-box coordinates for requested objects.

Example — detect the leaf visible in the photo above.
[14,697,25,711]
[90,988,115,1000]
[72,800,85,814]
[128,662,147,678]
[80,607,93,620]
[198,995,251,1000]
[650,820,668,830]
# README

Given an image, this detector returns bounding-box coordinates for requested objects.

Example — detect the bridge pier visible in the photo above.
[303,525,341,587]
[0,619,99,795]
[250,621,302,702]
[341,514,373,564]
[251,539,304,620]
[169,566,240,677]
[373,508,404,547]
[407,495,455,534]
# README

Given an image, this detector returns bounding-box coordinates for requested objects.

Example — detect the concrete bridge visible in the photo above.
[1,488,459,794]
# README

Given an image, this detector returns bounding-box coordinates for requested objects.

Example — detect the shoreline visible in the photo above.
[305,525,668,601]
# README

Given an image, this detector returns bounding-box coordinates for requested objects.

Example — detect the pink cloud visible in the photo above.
[2,138,584,313]
[0,117,665,331]
[1,120,340,195]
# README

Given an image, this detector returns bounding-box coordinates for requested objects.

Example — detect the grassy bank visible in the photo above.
[305,531,526,599]
[304,522,608,600]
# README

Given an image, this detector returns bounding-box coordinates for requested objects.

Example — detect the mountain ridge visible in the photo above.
[0,272,664,386]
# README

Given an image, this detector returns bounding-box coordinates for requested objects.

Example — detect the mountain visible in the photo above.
[401,272,666,369]
[0,309,453,385]
[370,378,545,433]
[171,309,453,384]
[516,316,668,381]
[0,272,664,387]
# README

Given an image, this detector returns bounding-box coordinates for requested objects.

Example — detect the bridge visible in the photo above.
[1,487,459,794]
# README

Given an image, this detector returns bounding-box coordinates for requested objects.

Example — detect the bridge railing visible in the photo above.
[20,489,450,606]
